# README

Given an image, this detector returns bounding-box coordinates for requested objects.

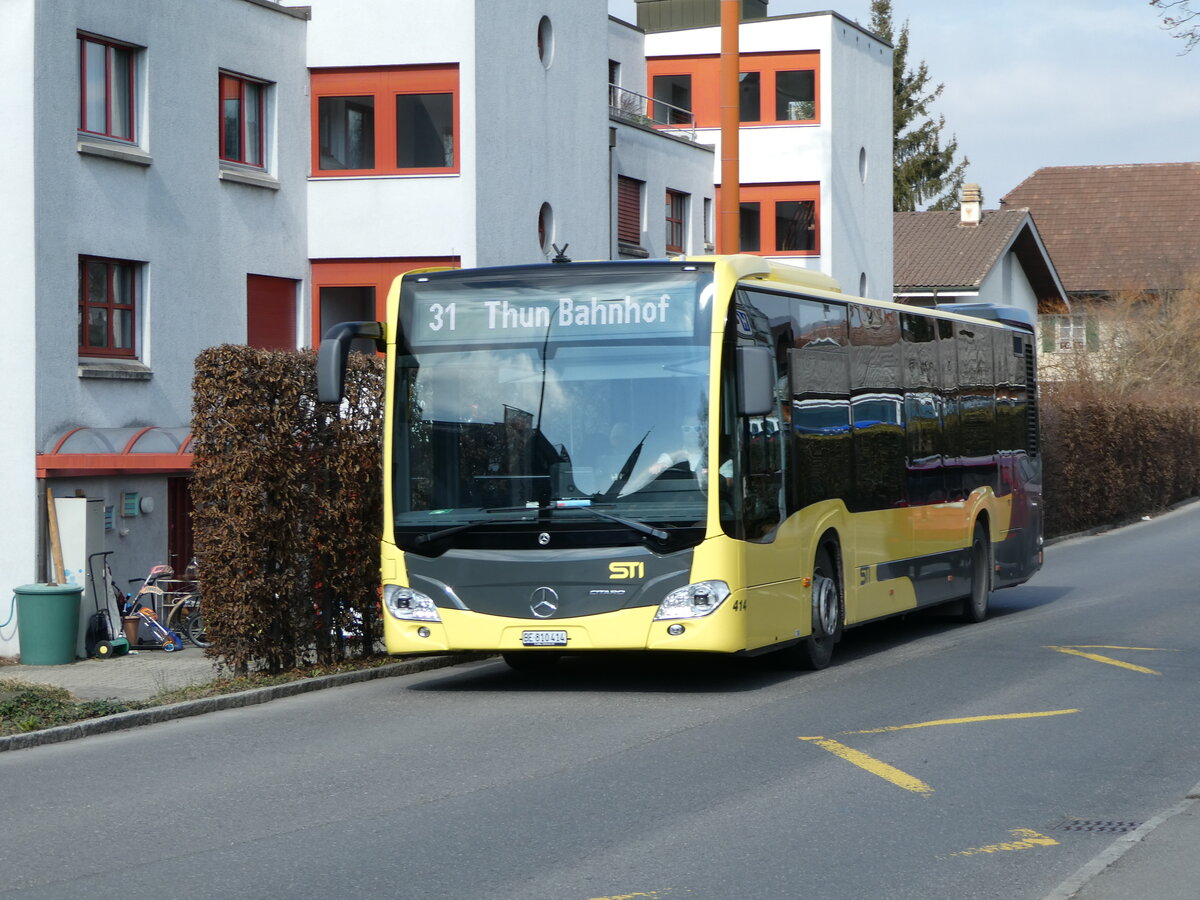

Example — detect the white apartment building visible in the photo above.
[644,10,893,300]
[303,0,716,343]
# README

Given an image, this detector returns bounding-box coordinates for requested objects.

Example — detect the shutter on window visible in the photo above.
[247,275,298,350]
[617,176,642,245]
[1085,316,1100,351]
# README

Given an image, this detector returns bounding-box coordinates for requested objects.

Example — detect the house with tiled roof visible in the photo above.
[1001,162,1200,363]
[893,184,1068,321]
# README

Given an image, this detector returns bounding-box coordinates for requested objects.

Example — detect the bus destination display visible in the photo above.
[407,280,700,346]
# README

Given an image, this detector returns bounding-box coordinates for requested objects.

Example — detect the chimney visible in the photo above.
[960,183,983,226]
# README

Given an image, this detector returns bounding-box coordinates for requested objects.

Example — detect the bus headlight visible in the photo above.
[653,581,731,620]
[383,585,441,622]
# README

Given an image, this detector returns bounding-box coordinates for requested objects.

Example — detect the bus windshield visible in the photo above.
[392,265,715,550]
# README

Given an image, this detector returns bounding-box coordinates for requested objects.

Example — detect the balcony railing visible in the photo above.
[608,84,697,141]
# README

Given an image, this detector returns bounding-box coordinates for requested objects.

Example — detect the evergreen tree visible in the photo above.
[870,0,969,211]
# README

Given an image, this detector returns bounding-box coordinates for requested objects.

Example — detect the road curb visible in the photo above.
[0,653,486,754]
[1042,778,1200,900]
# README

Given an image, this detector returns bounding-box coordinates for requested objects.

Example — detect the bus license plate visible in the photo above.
[522,630,568,647]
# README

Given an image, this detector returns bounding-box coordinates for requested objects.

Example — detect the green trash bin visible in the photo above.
[14,583,83,666]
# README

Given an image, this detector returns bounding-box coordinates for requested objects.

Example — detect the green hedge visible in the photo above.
[190,346,384,674]
[1041,392,1200,538]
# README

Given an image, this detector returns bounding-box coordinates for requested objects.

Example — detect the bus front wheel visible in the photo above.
[782,545,843,671]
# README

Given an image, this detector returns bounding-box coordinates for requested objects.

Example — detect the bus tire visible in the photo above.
[501,651,562,673]
[959,522,991,624]
[783,544,843,671]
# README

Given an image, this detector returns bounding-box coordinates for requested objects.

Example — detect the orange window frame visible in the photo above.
[310,66,460,177]
[311,258,459,348]
[647,51,820,128]
[720,183,820,256]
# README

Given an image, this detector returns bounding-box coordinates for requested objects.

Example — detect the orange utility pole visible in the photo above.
[716,0,740,253]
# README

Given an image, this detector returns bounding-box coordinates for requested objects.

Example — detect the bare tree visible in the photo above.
[1152,0,1200,53]
[1045,278,1200,398]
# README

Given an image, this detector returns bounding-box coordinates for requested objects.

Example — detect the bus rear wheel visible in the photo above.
[957,523,991,623]
[782,545,842,671]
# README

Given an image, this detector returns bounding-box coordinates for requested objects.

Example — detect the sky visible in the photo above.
[609,0,1200,204]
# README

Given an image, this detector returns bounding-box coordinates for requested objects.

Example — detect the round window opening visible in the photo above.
[537,16,554,68]
[538,203,555,255]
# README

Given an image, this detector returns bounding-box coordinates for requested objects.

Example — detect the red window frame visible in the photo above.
[648,51,820,128]
[219,72,266,167]
[311,66,460,176]
[720,183,820,256]
[79,256,138,359]
[666,190,686,253]
[78,33,136,142]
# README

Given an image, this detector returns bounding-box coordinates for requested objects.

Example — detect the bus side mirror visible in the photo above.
[736,345,775,417]
[317,321,385,403]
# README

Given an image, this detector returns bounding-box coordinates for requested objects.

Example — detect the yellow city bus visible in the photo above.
[318,255,1042,671]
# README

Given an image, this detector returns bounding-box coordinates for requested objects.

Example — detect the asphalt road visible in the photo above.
[2,504,1199,899]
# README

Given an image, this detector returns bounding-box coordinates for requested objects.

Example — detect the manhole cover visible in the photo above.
[1054,818,1142,834]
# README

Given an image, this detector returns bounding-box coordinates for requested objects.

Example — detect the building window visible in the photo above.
[313,66,459,176]
[666,190,687,253]
[1042,314,1099,352]
[538,202,555,255]
[395,93,454,168]
[652,74,693,125]
[647,52,819,127]
[311,258,459,348]
[739,72,761,122]
[733,184,820,256]
[776,70,816,121]
[537,16,554,68]
[739,202,761,252]
[319,96,375,169]
[703,197,713,249]
[79,256,138,358]
[78,34,136,141]
[220,72,267,167]
[617,176,644,247]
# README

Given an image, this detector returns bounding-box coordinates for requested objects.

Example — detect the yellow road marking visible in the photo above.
[1046,645,1164,675]
[799,710,1078,796]
[844,709,1079,735]
[952,828,1060,857]
[587,893,673,900]
[799,737,934,795]
[1066,645,1179,651]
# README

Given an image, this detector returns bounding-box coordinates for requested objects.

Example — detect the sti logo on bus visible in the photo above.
[609,562,645,580]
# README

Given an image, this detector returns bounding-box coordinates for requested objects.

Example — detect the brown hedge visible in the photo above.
[1041,390,1200,538]
[190,346,384,674]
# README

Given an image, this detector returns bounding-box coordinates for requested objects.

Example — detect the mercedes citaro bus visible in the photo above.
[318,255,1042,671]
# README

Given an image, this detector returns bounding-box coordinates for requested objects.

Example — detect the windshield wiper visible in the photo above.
[410,503,669,546]
[411,507,538,546]
[573,507,669,541]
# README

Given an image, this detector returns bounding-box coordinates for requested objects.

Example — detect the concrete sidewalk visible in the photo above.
[2,645,226,702]
[1045,780,1200,900]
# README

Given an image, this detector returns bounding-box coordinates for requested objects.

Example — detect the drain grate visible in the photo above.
[1053,818,1143,834]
